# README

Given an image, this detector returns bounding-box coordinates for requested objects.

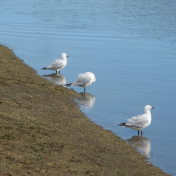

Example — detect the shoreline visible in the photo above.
[0,44,169,175]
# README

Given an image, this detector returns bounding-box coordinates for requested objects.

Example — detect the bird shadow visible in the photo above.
[43,73,66,86]
[76,92,95,110]
[126,135,151,158]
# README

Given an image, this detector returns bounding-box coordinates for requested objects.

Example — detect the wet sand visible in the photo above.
[0,45,169,176]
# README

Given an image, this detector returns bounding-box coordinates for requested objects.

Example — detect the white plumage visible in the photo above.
[42,53,68,73]
[118,105,154,136]
[66,72,96,93]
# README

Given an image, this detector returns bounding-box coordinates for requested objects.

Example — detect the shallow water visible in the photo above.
[1,0,176,175]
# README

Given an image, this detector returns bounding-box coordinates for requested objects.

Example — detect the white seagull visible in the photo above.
[42,53,68,73]
[118,105,154,136]
[66,72,96,93]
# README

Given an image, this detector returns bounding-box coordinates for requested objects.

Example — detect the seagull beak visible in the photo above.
[67,55,69,57]
[151,107,154,109]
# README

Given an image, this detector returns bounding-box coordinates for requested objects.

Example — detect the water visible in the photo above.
[1,0,176,175]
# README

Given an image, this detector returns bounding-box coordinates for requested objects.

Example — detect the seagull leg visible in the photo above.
[59,71,60,74]
[141,131,143,136]
[138,130,139,136]
[56,70,57,73]
[84,87,86,93]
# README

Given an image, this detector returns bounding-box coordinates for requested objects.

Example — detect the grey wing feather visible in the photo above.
[126,120,149,128]
[126,114,149,128]
[47,60,64,69]
[73,76,91,86]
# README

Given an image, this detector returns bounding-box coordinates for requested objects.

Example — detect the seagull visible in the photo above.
[42,53,68,73]
[66,72,96,93]
[118,105,154,136]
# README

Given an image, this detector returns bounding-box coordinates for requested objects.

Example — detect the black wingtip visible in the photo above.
[65,83,72,87]
[42,67,46,70]
[118,123,126,126]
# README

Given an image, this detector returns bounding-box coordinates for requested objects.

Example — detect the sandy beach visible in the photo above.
[0,45,169,175]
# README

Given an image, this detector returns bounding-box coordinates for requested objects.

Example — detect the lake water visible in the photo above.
[0,0,176,175]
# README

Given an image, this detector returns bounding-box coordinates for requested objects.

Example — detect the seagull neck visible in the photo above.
[144,110,151,115]
[61,56,66,60]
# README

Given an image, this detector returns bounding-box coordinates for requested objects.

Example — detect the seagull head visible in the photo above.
[144,105,154,113]
[61,53,69,59]
[90,73,96,83]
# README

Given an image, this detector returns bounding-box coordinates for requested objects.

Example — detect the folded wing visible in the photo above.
[47,60,65,70]
[126,114,149,128]
[72,74,91,87]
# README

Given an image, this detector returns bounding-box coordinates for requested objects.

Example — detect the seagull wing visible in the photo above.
[126,114,149,128]
[76,76,91,86]
[47,60,64,70]
[72,74,91,87]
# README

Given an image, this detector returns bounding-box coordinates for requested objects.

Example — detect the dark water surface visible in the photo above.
[1,0,176,175]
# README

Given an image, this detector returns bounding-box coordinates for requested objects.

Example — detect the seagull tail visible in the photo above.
[118,123,126,126]
[65,83,72,87]
[42,67,46,70]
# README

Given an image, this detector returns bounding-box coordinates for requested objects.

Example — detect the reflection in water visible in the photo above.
[126,136,151,158]
[43,73,66,86]
[76,93,95,110]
